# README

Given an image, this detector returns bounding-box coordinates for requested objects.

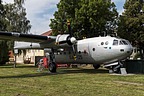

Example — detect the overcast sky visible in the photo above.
[3,0,125,35]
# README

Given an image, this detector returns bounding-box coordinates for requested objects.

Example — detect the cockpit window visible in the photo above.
[113,40,118,45]
[122,40,128,45]
[119,40,128,45]
[119,41,123,45]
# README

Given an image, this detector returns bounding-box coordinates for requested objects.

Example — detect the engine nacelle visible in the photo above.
[55,34,77,46]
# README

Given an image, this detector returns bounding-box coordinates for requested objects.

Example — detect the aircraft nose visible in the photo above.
[130,46,133,54]
[120,45,133,55]
[127,46,133,54]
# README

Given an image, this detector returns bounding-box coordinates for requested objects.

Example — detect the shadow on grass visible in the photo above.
[0,72,57,79]
[0,64,109,79]
[0,69,108,79]
[0,63,36,68]
[59,68,109,74]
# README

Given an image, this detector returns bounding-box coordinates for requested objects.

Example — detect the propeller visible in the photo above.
[55,20,77,60]
[67,20,77,60]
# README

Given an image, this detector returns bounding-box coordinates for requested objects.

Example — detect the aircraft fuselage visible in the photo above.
[54,36,133,65]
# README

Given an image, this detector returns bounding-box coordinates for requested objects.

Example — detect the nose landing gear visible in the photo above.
[111,61,125,73]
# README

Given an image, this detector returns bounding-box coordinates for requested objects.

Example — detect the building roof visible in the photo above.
[41,30,52,36]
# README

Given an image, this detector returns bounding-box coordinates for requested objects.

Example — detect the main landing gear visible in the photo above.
[47,49,57,73]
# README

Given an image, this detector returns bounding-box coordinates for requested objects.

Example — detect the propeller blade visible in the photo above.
[67,20,77,60]
[72,44,77,60]
[67,20,72,36]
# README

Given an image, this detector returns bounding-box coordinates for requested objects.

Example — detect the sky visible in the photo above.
[2,0,125,35]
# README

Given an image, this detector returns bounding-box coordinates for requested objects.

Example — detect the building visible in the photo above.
[15,30,52,64]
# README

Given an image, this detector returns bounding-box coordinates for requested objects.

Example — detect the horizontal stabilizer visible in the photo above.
[14,42,41,49]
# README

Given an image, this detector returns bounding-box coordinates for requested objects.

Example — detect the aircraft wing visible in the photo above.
[0,31,56,43]
[0,31,75,49]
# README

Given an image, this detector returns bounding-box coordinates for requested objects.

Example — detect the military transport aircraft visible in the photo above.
[0,21,133,73]
[0,30,133,73]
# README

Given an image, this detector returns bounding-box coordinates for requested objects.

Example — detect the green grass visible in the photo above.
[0,64,144,96]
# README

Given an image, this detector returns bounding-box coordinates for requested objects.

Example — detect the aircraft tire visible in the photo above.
[93,64,100,69]
[49,62,57,73]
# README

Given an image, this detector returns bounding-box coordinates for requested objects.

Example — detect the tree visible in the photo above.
[0,0,31,65]
[118,0,144,59]
[50,0,81,36]
[0,0,9,65]
[4,0,31,33]
[50,0,118,39]
[0,0,5,31]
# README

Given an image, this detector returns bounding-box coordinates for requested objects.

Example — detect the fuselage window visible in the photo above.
[101,42,104,45]
[92,48,95,51]
[105,41,109,45]
[113,40,118,45]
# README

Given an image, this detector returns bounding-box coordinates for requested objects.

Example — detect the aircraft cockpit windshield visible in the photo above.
[119,40,128,45]
[113,39,129,45]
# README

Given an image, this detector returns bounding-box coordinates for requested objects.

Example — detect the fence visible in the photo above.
[124,60,144,73]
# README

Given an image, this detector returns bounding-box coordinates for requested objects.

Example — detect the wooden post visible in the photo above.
[14,49,18,68]
[14,55,16,68]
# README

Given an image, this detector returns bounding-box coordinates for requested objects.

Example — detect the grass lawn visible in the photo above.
[0,64,144,96]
